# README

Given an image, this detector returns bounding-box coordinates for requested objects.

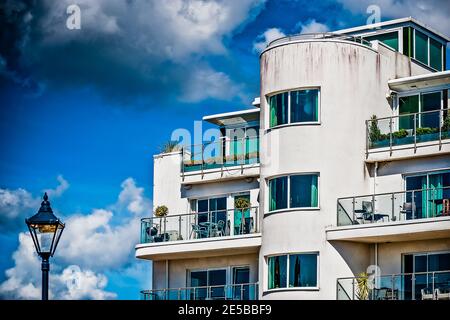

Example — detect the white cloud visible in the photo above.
[0,175,68,232]
[296,19,329,34]
[0,177,151,300]
[181,66,247,102]
[338,0,450,35]
[253,27,286,53]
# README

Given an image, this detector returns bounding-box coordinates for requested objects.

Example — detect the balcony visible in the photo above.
[366,109,450,162]
[141,283,258,300]
[136,208,261,260]
[337,271,450,300]
[265,32,372,51]
[327,187,450,243]
[181,136,260,184]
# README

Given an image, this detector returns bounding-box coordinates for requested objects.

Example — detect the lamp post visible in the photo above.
[25,192,65,300]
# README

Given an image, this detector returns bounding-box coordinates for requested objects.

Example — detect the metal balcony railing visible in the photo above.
[181,136,259,176]
[141,283,259,300]
[366,109,450,155]
[337,186,450,226]
[266,32,372,49]
[140,207,259,244]
[337,270,450,300]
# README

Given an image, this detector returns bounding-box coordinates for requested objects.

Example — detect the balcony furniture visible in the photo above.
[435,288,450,300]
[400,202,419,220]
[166,230,180,241]
[216,220,225,236]
[421,288,434,300]
[199,221,219,237]
[191,224,207,239]
[442,199,450,216]
[355,201,390,223]
[146,226,158,237]
[153,233,170,242]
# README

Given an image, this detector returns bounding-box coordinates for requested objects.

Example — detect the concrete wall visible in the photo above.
[258,39,433,299]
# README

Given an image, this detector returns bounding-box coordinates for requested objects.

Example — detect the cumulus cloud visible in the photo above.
[0,177,151,299]
[296,19,330,34]
[338,0,450,35]
[252,27,286,53]
[0,175,69,233]
[0,0,266,105]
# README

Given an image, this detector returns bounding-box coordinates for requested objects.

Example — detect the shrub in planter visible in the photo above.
[246,151,259,160]
[235,197,251,210]
[442,114,450,132]
[154,205,168,217]
[392,129,408,139]
[416,127,434,135]
[368,115,382,142]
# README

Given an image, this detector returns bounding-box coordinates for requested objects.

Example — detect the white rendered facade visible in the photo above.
[136,18,450,300]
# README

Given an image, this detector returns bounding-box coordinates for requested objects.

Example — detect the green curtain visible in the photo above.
[269,179,276,211]
[415,30,429,65]
[269,96,278,128]
[268,257,275,289]
[421,176,428,218]
[311,175,318,207]
[428,174,443,217]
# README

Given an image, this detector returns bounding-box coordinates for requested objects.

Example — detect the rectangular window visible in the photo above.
[268,255,287,289]
[430,37,443,71]
[420,92,441,129]
[414,30,429,65]
[399,95,419,130]
[268,253,318,290]
[269,177,288,211]
[290,174,319,208]
[365,31,399,51]
[269,89,319,128]
[290,89,319,123]
[269,92,288,127]
[289,254,318,288]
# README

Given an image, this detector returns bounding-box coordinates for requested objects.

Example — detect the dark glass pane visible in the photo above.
[269,177,288,211]
[268,255,287,289]
[414,30,428,65]
[269,92,289,127]
[290,174,318,208]
[399,95,419,130]
[366,31,399,50]
[403,27,414,57]
[420,92,441,129]
[290,89,319,123]
[428,253,450,272]
[430,38,443,70]
[289,254,317,287]
[198,199,209,224]
[191,271,208,287]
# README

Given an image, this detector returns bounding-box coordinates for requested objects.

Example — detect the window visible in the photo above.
[190,269,227,300]
[414,30,429,65]
[412,28,444,71]
[268,253,318,290]
[403,27,414,57]
[365,31,399,50]
[269,89,319,128]
[430,37,443,71]
[398,91,442,130]
[268,174,319,212]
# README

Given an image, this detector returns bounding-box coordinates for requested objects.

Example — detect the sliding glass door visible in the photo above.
[190,269,227,300]
[196,197,227,232]
[405,170,450,219]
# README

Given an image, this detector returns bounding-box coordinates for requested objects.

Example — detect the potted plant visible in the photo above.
[235,197,251,210]
[160,140,180,153]
[442,114,450,139]
[355,272,370,300]
[154,205,168,217]
[234,197,251,234]
[416,127,438,143]
[368,115,389,148]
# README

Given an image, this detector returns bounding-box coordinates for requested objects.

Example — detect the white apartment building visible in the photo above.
[135,17,450,300]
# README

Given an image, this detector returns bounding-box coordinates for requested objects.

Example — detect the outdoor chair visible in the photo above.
[191,224,207,239]
[216,220,225,236]
[400,202,416,220]
[421,288,434,300]
[356,201,390,223]
[435,288,450,300]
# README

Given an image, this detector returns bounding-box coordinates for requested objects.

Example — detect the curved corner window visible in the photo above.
[268,174,319,212]
[268,253,318,290]
[269,89,319,128]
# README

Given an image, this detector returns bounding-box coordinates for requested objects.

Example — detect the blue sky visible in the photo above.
[0,0,449,299]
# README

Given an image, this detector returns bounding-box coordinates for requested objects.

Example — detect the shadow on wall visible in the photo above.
[329,241,372,274]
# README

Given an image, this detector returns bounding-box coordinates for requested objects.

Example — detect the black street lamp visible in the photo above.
[25,192,65,300]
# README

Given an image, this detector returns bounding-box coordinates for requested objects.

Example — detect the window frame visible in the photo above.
[266,252,320,291]
[266,87,321,129]
[267,173,320,214]
[411,27,445,71]
[363,29,401,51]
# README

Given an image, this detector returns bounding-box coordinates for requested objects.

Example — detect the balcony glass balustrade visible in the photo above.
[366,109,450,153]
[140,207,259,244]
[181,136,259,173]
[337,271,450,300]
[337,186,450,226]
[141,283,258,300]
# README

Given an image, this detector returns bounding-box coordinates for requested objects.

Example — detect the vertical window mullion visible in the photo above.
[286,254,289,288]
[287,175,291,209]
[427,36,430,66]
[413,28,416,59]
[288,91,291,124]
